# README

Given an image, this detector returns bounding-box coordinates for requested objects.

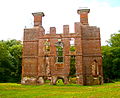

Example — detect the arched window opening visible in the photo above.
[70,38,75,51]
[91,60,99,76]
[44,39,50,51]
[55,39,64,63]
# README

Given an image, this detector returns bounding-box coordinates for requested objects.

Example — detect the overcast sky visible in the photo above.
[0,0,120,45]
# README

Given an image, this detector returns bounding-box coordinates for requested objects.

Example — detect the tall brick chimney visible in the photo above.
[32,12,45,27]
[77,8,90,25]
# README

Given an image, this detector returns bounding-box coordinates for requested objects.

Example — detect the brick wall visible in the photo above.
[21,9,103,85]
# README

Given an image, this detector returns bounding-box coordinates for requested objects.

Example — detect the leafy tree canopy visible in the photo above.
[0,39,22,83]
[102,31,120,82]
[107,31,120,47]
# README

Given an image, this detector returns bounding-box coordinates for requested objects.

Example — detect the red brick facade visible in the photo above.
[21,9,103,85]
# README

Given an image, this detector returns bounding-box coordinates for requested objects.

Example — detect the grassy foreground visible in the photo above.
[0,82,120,98]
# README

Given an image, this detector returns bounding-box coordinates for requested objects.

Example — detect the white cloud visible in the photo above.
[89,6,120,45]
[0,0,120,45]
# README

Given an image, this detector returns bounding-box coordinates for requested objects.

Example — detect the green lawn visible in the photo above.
[0,82,120,98]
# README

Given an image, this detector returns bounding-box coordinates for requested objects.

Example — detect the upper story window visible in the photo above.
[55,39,64,63]
[44,39,50,51]
[70,38,75,51]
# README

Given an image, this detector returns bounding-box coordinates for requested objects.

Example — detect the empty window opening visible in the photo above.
[70,38,75,51]
[58,38,61,42]
[69,56,76,84]
[44,39,50,51]
[55,40,64,63]
[69,56,76,76]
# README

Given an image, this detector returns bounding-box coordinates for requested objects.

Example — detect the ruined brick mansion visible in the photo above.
[21,8,103,85]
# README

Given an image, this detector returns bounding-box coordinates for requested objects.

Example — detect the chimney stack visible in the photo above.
[77,8,90,25]
[32,12,45,27]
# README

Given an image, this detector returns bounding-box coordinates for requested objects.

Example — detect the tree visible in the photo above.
[107,32,120,47]
[0,42,13,82]
[0,39,22,83]
[102,31,120,82]
[9,44,22,82]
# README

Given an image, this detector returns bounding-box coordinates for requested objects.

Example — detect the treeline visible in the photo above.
[102,32,120,82]
[0,32,120,83]
[0,40,22,82]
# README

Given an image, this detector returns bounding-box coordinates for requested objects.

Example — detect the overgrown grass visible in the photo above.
[0,82,120,98]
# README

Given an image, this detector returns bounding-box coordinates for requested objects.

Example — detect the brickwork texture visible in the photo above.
[21,8,103,85]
